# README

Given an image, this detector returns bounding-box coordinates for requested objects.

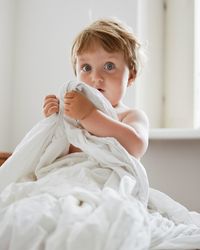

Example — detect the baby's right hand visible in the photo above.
[43,95,59,117]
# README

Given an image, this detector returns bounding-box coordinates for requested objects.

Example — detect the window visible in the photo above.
[124,0,199,129]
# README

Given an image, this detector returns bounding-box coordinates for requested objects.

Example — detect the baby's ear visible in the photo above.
[128,68,136,86]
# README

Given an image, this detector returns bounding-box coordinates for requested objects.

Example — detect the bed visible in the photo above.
[0,81,200,250]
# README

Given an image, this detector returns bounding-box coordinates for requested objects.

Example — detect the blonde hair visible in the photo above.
[71,18,142,76]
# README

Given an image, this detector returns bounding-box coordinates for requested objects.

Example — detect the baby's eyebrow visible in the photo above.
[78,58,88,63]
[78,53,119,61]
[77,55,90,61]
[106,55,118,59]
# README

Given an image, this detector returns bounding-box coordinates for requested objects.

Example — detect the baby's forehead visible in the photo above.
[78,39,104,52]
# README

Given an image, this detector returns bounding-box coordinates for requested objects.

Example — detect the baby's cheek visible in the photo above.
[77,73,85,82]
[78,75,92,87]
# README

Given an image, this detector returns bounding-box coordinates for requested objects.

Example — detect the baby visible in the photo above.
[43,18,149,159]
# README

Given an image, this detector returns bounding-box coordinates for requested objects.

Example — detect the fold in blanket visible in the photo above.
[0,81,200,250]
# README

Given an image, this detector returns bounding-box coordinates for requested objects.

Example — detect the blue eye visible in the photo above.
[104,62,115,71]
[82,64,91,72]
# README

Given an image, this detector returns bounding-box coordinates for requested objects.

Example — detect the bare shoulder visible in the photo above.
[122,108,149,127]
[116,104,149,157]
[119,107,149,141]
[117,104,149,127]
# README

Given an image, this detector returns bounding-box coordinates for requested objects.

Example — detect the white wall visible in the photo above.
[0,0,15,151]
[136,0,165,128]
[142,139,200,212]
[164,0,195,128]
[4,0,139,151]
[194,0,200,128]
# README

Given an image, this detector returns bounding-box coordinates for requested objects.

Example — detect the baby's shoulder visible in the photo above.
[116,104,148,126]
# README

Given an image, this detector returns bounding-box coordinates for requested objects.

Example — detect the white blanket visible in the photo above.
[0,81,200,250]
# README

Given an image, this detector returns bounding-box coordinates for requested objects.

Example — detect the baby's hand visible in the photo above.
[43,95,59,117]
[64,91,95,120]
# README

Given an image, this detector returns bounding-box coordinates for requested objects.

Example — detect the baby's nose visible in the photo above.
[91,71,104,88]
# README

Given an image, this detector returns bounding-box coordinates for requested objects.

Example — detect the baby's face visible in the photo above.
[75,44,135,107]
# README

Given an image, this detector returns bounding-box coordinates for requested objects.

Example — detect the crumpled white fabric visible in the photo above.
[0,81,200,250]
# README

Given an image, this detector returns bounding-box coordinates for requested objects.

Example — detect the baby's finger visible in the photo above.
[64,108,72,117]
[65,91,77,98]
[44,95,59,105]
[48,106,59,114]
[45,101,58,109]
[43,103,59,117]
[43,98,59,108]
[64,99,73,105]
[44,94,57,100]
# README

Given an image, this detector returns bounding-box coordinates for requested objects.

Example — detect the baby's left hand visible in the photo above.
[64,90,95,120]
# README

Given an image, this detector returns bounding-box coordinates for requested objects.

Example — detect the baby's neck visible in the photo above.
[114,102,129,113]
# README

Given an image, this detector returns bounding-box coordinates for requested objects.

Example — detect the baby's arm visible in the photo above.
[64,91,149,158]
[81,109,149,158]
